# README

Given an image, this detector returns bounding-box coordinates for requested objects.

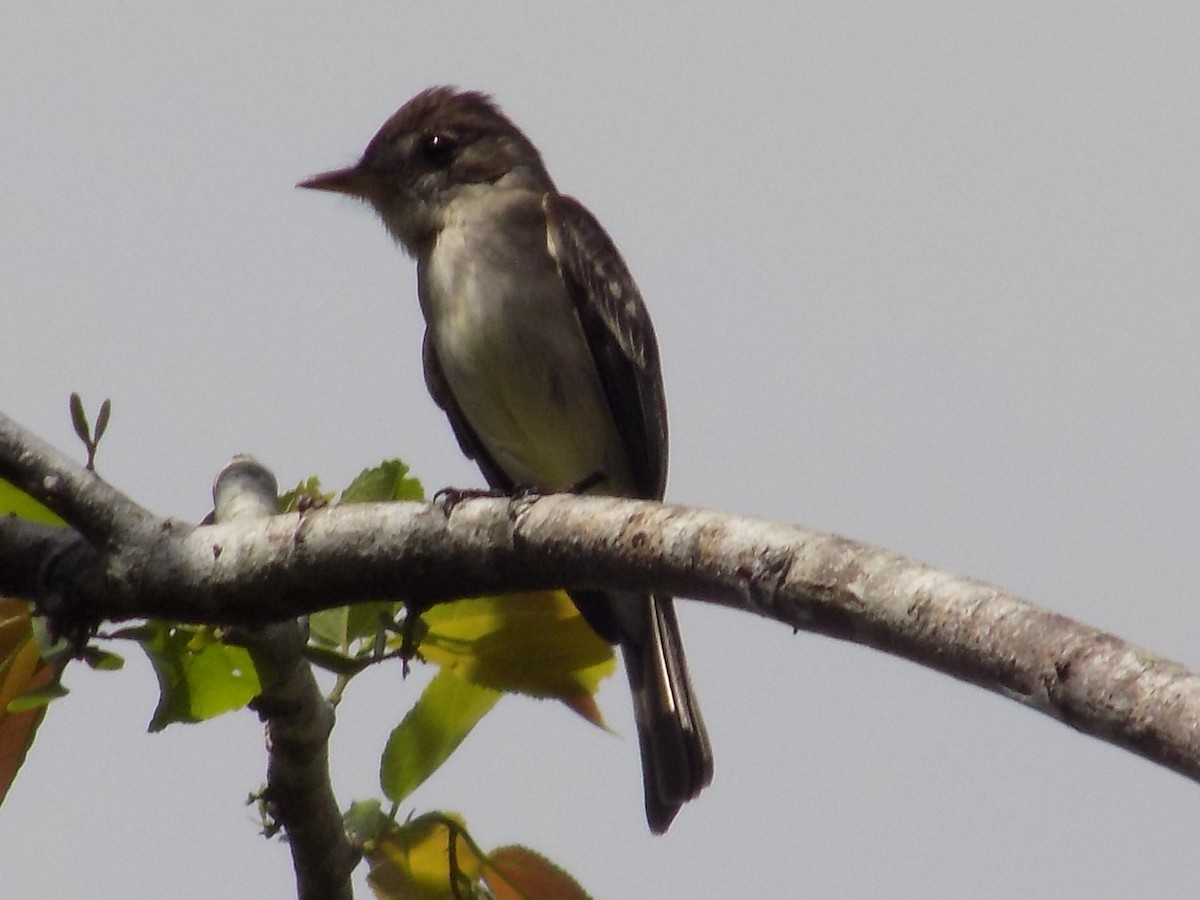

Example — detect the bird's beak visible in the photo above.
[296,164,375,199]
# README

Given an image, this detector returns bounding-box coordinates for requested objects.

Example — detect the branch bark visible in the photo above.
[212,458,357,900]
[3,408,1199,802]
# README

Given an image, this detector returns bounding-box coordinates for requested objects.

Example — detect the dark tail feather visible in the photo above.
[625,594,713,833]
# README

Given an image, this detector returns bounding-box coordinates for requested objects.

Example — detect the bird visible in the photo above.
[298,86,712,832]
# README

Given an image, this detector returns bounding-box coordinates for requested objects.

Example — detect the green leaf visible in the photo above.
[278,476,331,513]
[308,607,350,649]
[80,646,124,671]
[342,798,387,845]
[6,682,68,713]
[138,623,262,731]
[419,591,615,726]
[380,669,500,804]
[309,601,399,652]
[0,480,64,526]
[341,459,425,504]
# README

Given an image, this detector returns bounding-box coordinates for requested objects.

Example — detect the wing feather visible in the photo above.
[544,194,668,500]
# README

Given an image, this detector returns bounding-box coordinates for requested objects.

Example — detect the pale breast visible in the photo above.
[420,190,634,492]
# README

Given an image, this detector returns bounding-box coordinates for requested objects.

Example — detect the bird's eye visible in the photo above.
[418,133,458,167]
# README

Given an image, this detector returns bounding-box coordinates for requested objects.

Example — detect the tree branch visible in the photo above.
[0,411,161,548]
[3,411,1199,793]
[213,458,356,900]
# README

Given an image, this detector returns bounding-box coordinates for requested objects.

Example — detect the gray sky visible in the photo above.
[3,3,1199,897]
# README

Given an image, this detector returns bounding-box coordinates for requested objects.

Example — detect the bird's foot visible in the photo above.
[432,470,607,516]
[432,484,505,515]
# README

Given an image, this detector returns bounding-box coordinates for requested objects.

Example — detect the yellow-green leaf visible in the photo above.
[309,600,399,653]
[354,808,589,900]
[364,812,482,900]
[419,591,615,726]
[343,798,387,845]
[6,682,68,713]
[0,480,63,526]
[80,646,124,671]
[278,476,331,513]
[380,668,499,804]
[138,623,262,731]
[341,460,424,504]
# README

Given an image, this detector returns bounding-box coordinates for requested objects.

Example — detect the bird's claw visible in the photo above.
[432,485,504,515]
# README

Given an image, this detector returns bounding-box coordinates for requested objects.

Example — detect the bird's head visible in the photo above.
[298,86,554,254]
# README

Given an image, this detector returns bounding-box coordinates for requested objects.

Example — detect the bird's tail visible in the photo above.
[624,594,713,833]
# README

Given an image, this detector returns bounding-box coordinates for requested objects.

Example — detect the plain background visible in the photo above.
[3,4,1199,897]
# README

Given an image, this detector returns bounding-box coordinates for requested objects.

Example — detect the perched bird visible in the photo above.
[299,86,712,832]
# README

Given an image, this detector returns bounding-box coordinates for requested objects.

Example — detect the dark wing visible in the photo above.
[421,331,515,492]
[544,193,668,500]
